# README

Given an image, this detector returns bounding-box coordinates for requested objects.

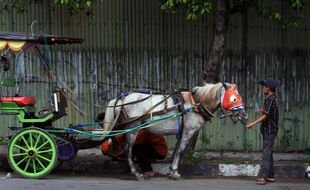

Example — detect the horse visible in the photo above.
[103,82,248,180]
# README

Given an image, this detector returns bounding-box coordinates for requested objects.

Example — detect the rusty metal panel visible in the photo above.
[0,0,309,152]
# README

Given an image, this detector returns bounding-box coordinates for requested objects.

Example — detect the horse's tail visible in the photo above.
[103,99,118,132]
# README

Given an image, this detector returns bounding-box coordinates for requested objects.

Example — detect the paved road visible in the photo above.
[0,172,309,190]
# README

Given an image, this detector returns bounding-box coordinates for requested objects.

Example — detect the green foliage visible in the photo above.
[160,0,212,20]
[54,0,97,15]
[0,0,100,15]
[226,140,235,150]
[0,137,8,145]
[0,0,38,14]
[258,0,304,29]
[199,133,210,151]
[289,0,303,9]
[160,0,305,28]
[244,140,253,152]
[184,148,198,163]
[280,129,293,151]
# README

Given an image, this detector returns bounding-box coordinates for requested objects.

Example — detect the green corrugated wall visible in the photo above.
[0,0,309,151]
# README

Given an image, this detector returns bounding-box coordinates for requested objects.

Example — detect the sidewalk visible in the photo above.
[1,145,309,178]
[58,148,310,178]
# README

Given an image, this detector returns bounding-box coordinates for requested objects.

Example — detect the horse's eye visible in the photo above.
[229,95,237,102]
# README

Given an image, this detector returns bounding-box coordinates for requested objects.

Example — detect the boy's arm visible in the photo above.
[246,96,274,129]
[245,114,268,129]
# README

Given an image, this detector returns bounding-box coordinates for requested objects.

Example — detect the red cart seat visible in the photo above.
[0,96,36,106]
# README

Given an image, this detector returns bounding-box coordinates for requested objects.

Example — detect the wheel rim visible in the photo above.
[8,128,57,178]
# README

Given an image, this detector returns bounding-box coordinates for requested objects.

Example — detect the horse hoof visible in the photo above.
[168,172,181,180]
[136,174,144,181]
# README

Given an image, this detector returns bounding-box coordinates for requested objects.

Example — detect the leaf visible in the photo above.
[274,12,282,21]
[86,1,92,7]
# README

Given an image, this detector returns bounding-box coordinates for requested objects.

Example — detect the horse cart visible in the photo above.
[0,32,248,180]
[0,32,106,178]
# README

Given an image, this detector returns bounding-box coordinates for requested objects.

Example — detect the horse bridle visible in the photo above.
[215,86,247,122]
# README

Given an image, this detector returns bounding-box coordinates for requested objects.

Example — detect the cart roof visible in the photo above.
[0,32,83,45]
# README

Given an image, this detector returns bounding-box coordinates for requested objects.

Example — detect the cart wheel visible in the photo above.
[7,127,58,178]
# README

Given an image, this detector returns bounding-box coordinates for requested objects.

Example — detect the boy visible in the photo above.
[246,77,279,185]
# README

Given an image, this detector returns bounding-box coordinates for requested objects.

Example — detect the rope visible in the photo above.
[47,107,194,138]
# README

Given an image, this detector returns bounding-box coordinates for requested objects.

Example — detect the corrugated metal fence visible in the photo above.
[0,0,309,152]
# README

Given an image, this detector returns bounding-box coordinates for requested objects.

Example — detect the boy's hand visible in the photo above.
[245,122,254,129]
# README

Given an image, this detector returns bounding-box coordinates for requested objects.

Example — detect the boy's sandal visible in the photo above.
[266,178,275,182]
[257,178,267,185]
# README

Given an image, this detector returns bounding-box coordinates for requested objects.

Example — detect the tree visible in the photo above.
[0,0,97,15]
[159,0,304,152]
[160,0,304,83]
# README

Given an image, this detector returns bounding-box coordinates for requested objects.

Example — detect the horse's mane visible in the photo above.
[192,83,223,104]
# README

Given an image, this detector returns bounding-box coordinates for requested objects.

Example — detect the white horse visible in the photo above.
[103,82,247,180]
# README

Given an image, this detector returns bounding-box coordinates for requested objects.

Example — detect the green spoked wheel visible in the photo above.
[8,127,58,178]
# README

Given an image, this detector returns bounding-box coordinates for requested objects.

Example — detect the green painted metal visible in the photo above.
[0,102,20,110]
[0,99,56,124]
[17,112,54,123]
[0,102,36,112]
[8,127,57,178]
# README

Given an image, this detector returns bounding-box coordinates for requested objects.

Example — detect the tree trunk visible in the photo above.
[189,0,230,152]
[203,0,229,83]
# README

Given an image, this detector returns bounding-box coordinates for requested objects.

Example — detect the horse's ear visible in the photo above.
[222,82,228,89]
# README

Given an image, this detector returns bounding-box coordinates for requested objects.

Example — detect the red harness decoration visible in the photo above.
[190,94,200,113]
[221,84,244,111]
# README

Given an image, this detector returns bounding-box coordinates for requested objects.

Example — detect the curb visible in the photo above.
[0,146,309,178]
[56,149,308,178]
[58,158,306,178]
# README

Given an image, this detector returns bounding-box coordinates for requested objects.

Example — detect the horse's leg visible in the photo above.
[125,127,144,180]
[169,127,200,180]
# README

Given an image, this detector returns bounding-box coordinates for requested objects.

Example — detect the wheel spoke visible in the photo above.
[38,149,53,154]
[37,141,49,151]
[14,144,28,152]
[29,132,33,148]
[16,156,28,166]
[35,158,46,170]
[32,159,37,173]
[24,158,31,172]
[21,136,30,149]
[13,152,28,157]
[33,134,42,149]
[37,155,51,162]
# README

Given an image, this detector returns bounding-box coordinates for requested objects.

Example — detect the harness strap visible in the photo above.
[191,91,215,121]
[190,95,199,113]
[177,117,181,139]
[107,95,152,108]
[116,95,174,127]
[172,90,186,114]
[177,115,185,140]
[164,94,168,113]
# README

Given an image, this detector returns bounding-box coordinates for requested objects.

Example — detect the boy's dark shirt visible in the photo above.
[261,94,279,135]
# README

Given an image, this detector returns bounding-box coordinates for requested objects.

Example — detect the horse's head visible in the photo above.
[220,82,248,125]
